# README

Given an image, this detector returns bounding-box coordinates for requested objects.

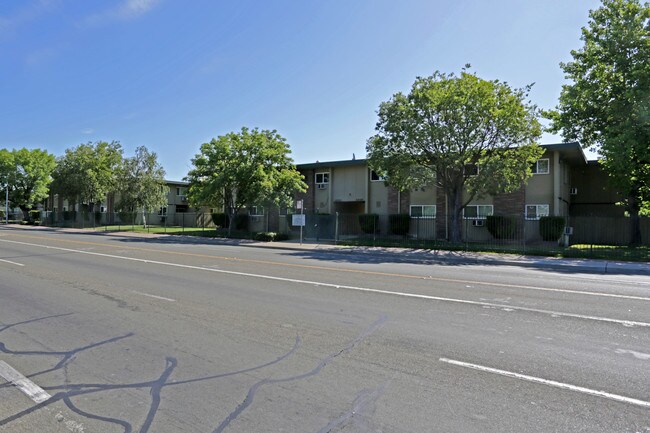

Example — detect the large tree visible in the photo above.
[0,148,56,219]
[186,127,307,235]
[367,70,543,242]
[52,141,123,212]
[116,146,168,227]
[548,0,650,245]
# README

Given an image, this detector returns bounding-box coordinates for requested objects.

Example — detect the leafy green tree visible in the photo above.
[0,148,56,219]
[186,127,307,235]
[116,146,168,227]
[52,141,123,213]
[367,69,543,242]
[547,0,650,245]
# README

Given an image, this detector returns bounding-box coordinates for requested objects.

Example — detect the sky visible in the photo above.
[1,0,602,181]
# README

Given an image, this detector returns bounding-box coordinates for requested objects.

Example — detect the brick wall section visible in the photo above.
[387,187,411,214]
[296,169,315,213]
[387,187,399,214]
[493,185,525,216]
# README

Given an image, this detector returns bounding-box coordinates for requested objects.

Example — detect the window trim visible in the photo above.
[409,204,436,218]
[315,172,330,186]
[532,158,550,175]
[525,204,549,220]
[463,204,494,220]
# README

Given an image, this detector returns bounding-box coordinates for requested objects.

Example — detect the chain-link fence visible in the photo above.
[35,210,649,260]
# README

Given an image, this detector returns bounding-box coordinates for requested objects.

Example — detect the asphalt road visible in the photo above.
[0,227,649,433]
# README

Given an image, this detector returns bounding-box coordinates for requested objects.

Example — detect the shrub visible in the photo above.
[358,214,379,234]
[486,215,517,239]
[539,216,565,241]
[253,232,276,242]
[234,214,249,230]
[389,214,410,235]
[29,210,42,223]
[275,232,290,241]
[94,211,102,225]
[211,212,228,228]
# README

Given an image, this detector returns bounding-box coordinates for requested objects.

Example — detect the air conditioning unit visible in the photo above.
[569,187,578,195]
[180,196,187,202]
[472,219,485,227]
[564,226,574,235]
[316,183,327,189]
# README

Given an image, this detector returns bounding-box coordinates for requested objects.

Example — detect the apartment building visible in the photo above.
[294,142,621,241]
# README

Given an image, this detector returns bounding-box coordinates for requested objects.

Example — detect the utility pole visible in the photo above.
[5,183,8,225]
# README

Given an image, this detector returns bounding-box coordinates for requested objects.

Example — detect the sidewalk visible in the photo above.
[2,224,649,275]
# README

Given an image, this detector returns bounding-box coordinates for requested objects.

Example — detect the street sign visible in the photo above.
[292,214,306,226]
[296,199,303,210]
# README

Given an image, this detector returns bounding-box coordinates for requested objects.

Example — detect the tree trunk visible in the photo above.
[142,208,147,229]
[628,195,642,247]
[20,206,29,221]
[227,208,236,237]
[447,189,463,243]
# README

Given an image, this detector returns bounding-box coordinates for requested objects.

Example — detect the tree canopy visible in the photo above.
[0,148,56,218]
[186,127,307,234]
[52,141,123,211]
[548,0,650,245]
[117,146,168,226]
[367,69,543,242]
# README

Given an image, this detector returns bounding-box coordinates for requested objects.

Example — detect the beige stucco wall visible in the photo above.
[332,166,366,205]
[368,177,389,214]
[525,152,555,215]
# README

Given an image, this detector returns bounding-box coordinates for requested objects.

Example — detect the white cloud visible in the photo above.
[82,0,161,27]
[82,128,95,135]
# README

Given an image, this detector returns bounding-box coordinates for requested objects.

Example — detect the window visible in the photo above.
[463,205,493,219]
[158,207,167,216]
[176,187,187,196]
[370,170,385,182]
[249,206,264,216]
[315,172,330,185]
[525,204,549,220]
[410,205,436,218]
[531,159,549,174]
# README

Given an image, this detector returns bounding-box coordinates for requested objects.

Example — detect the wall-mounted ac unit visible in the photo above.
[180,196,187,202]
[316,184,327,189]
[472,219,485,227]
[569,187,578,195]
[564,226,574,235]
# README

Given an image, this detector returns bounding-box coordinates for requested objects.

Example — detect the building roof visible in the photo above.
[297,159,367,170]
[297,142,588,169]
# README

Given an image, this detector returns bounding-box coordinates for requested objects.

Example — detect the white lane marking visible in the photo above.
[2,238,650,328]
[0,258,24,267]
[614,349,650,360]
[132,291,176,302]
[0,360,51,403]
[439,357,650,409]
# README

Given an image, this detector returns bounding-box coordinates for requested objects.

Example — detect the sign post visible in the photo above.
[295,200,304,245]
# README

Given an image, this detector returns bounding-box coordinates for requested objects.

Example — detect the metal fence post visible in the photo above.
[335,212,339,245]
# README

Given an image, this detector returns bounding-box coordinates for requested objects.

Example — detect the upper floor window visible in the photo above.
[370,170,386,182]
[525,204,549,220]
[315,172,329,184]
[249,206,264,216]
[463,205,493,219]
[410,205,436,218]
[531,159,549,174]
[176,187,187,196]
[315,172,329,189]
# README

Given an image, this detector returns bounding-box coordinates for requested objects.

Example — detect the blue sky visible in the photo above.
[1,0,601,180]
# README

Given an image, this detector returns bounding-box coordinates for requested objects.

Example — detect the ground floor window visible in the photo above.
[248,206,264,216]
[525,204,549,220]
[410,205,436,218]
[463,205,493,219]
